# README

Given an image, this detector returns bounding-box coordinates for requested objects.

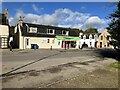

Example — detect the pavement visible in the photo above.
[1,48,119,88]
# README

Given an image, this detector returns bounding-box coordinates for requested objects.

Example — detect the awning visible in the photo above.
[56,36,80,41]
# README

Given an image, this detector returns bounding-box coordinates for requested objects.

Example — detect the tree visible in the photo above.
[79,30,84,33]
[84,27,98,34]
[107,1,120,48]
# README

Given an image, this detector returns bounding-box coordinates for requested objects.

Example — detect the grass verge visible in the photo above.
[110,62,120,69]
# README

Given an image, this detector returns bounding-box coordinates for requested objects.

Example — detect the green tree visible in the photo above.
[79,30,84,33]
[107,1,120,48]
[84,27,98,34]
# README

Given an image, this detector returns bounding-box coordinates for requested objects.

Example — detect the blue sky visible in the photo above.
[2,2,117,31]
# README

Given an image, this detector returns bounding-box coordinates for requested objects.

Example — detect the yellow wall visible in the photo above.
[0,25,9,36]
[97,29,112,48]
[20,36,62,49]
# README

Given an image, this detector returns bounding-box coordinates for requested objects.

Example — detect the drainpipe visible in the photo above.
[23,36,24,49]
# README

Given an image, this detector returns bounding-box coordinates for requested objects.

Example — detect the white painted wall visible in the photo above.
[78,34,98,48]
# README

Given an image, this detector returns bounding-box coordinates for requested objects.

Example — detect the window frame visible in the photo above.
[47,29,55,35]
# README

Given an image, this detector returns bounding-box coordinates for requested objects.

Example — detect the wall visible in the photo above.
[0,25,9,48]
[97,29,112,48]
[0,25,9,36]
[20,36,62,49]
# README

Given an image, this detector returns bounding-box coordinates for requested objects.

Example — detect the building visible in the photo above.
[78,33,99,48]
[97,29,112,48]
[13,16,80,49]
[0,9,9,49]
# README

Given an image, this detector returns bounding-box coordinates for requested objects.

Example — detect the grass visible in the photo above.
[110,62,120,69]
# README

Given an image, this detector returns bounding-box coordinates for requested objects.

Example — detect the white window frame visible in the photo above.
[29,27,37,33]
[47,29,55,35]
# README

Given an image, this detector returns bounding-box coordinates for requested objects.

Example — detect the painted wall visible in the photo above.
[19,36,62,49]
[0,25,9,36]
[97,29,112,48]
[0,25,9,48]
[78,33,98,48]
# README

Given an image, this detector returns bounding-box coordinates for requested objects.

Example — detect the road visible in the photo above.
[1,49,119,88]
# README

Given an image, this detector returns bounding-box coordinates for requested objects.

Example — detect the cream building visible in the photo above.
[97,29,112,48]
[0,9,9,49]
[13,17,80,49]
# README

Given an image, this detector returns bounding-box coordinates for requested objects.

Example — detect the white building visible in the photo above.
[78,33,99,48]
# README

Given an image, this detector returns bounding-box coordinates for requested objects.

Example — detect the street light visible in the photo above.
[63,35,67,50]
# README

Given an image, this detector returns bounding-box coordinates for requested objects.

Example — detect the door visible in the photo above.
[26,38,30,48]
[58,41,61,48]
[100,42,102,48]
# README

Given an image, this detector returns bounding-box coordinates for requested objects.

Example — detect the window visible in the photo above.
[81,35,83,39]
[86,35,89,39]
[29,27,37,33]
[101,36,103,40]
[92,35,94,39]
[47,39,50,43]
[107,36,109,40]
[47,29,55,34]
[62,30,69,35]
[1,37,8,48]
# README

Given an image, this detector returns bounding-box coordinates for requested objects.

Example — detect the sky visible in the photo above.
[1,2,117,32]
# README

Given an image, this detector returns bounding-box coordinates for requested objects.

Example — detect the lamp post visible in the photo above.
[63,35,66,50]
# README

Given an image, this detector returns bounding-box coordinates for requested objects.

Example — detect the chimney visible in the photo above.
[18,16,23,26]
[4,9,8,24]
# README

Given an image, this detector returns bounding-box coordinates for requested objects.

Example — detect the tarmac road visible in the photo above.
[1,48,119,88]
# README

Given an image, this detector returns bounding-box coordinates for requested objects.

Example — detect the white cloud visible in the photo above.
[32,4,43,13]
[9,8,108,32]
[81,16,106,30]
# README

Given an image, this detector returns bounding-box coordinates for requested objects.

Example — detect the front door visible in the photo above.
[100,42,102,48]
[26,38,30,48]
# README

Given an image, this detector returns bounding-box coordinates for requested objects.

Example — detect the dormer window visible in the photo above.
[47,29,55,34]
[62,30,69,35]
[29,27,37,33]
